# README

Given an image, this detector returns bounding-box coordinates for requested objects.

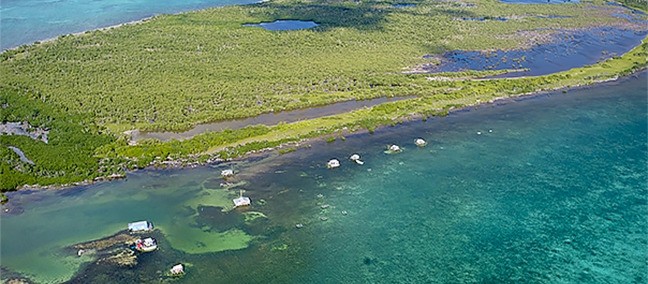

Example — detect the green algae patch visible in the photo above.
[182,178,248,213]
[243,211,268,223]
[161,222,253,254]
[0,206,124,284]
[184,188,236,212]
[218,180,248,190]
[154,176,255,254]
[3,248,96,284]
[271,243,289,251]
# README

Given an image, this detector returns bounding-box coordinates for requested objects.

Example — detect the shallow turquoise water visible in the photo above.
[1,74,647,283]
[0,0,257,50]
[251,74,648,283]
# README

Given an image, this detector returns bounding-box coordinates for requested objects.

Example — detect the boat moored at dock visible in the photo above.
[132,237,158,253]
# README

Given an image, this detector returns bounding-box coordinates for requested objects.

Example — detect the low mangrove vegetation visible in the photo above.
[618,0,647,12]
[101,37,647,170]
[0,87,117,191]
[1,0,646,195]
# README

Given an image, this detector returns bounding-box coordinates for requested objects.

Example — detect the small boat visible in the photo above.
[134,237,158,252]
[233,190,251,207]
[128,220,153,232]
[415,138,427,147]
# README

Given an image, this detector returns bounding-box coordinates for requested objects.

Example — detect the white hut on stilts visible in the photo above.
[385,144,402,154]
[327,159,341,169]
[170,264,185,276]
[233,190,251,208]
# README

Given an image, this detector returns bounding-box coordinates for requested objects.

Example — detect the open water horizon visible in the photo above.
[0,0,258,51]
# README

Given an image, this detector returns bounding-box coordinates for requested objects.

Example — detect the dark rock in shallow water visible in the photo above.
[1,204,25,215]
[68,232,141,267]
[100,249,138,267]
[71,232,135,251]
[363,257,374,265]
[195,205,245,231]
[1,267,34,284]
[5,278,32,284]
[67,230,186,283]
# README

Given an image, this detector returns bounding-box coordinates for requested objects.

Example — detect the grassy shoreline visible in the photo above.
[1,0,647,198]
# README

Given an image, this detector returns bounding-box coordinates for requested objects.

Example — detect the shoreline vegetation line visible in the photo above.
[1,0,647,201]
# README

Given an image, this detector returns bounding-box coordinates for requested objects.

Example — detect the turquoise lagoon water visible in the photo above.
[0,0,258,51]
[1,74,647,283]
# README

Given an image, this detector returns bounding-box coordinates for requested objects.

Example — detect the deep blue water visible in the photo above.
[2,73,646,283]
[0,0,258,51]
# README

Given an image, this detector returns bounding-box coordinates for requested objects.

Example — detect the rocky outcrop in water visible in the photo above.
[70,232,140,267]
[100,249,138,267]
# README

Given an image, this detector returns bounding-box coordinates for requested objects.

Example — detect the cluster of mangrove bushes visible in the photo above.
[0,86,117,192]
[618,0,647,12]
[0,0,639,133]
[101,36,647,169]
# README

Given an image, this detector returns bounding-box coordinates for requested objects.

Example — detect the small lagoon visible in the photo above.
[424,27,646,77]
[243,20,319,31]
[132,96,406,142]
[392,3,417,8]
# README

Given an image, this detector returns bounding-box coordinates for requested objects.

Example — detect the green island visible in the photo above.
[1,0,647,199]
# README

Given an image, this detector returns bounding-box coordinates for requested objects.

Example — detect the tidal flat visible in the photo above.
[424,27,646,77]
